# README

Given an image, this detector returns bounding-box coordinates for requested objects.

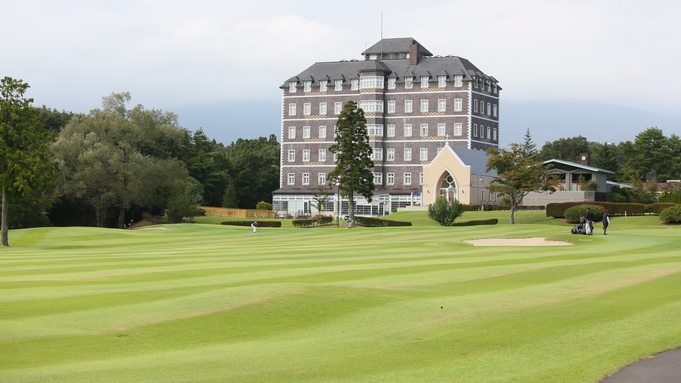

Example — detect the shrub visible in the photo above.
[564,204,604,224]
[428,198,465,226]
[659,206,681,223]
[646,202,677,215]
[256,201,272,210]
[355,217,412,227]
[221,220,281,228]
[450,218,498,226]
[292,216,333,228]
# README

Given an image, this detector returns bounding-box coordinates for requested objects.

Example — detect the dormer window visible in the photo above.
[289,81,297,93]
[351,79,359,91]
[420,76,429,88]
[370,54,378,60]
[359,76,384,90]
[387,78,396,89]
[438,76,446,88]
[493,83,497,94]
[454,75,462,87]
[335,79,343,91]
[319,80,327,92]
[405,77,413,89]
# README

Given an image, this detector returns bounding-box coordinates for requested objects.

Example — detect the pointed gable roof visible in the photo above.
[361,37,433,57]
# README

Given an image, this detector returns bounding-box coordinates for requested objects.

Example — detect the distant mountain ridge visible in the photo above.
[173,100,681,148]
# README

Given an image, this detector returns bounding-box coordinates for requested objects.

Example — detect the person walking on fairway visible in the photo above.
[585,208,595,235]
[251,221,259,233]
[603,209,610,235]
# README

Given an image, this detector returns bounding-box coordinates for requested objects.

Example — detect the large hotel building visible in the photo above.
[273,37,500,217]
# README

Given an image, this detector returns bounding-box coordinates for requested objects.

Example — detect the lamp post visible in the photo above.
[335,182,340,228]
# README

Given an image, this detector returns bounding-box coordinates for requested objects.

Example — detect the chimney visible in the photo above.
[409,40,419,65]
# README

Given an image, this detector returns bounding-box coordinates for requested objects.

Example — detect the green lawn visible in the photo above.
[1,212,680,382]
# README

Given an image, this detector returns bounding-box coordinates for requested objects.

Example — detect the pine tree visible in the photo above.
[522,127,537,158]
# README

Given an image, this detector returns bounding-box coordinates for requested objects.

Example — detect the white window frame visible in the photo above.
[319,102,327,115]
[454,98,462,112]
[319,80,327,92]
[405,100,413,113]
[473,124,478,137]
[371,148,383,161]
[474,100,478,113]
[438,99,446,112]
[302,173,310,185]
[454,123,463,136]
[303,103,311,116]
[319,126,327,139]
[319,149,326,162]
[420,99,429,113]
[387,172,395,185]
[302,126,310,139]
[387,78,396,89]
[493,104,498,117]
[493,127,497,141]
[367,124,384,136]
[437,123,446,136]
[480,102,485,115]
[420,76,429,88]
[404,148,412,161]
[404,172,412,185]
[302,149,310,162]
[358,100,384,113]
[420,148,428,161]
[335,80,343,91]
[287,150,295,162]
[287,173,295,185]
[304,81,311,92]
[438,76,446,88]
[288,103,296,116]
[487,126,491,139]
[387,124,395,137]
[454,75,462,87]
[318,172,326,186]
[288,126,296,139]
[405,77,413,89]
[404,124,412,137]
[373,172,383,185]
[387,100,396,114]
[420,123,428,137]
[334,102,342,115]
[487,102,492,116]
[351,79,359,90]
[387,148,395,161]
[359,76,384,90]
[289,81,297,93]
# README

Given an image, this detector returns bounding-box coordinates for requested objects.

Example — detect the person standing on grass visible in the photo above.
[603,209,610,235]
[585,208,595,235]
[251,221,259,233]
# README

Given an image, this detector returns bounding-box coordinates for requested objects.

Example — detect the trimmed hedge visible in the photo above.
[292,216,334,228]
[465,205,545,212]
[646,202,677,214]
[564,205,604,224]
[450,218,498,226]
[660,206,681,223]
[355,216,412,227]
[547,202,655,218]
[220,220,281,227]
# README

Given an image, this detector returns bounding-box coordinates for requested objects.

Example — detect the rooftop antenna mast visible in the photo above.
[380,12,383,57]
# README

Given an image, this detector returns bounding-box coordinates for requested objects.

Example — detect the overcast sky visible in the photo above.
[3,0,680,140]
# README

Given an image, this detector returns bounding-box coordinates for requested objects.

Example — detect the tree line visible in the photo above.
[1,77,279,240]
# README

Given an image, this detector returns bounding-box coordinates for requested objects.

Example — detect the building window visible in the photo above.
[287,173,295,185]
[454,123,463,136]
[367,124,383,136]
[319,126,327,139]
[319,80,327,92]
[493,104,498,117]
[438,76,446,88]
[487,81,491,92]
[371,148,383,161]
[302,173,310,185]
[420,99,428,113]
[493,83,497,94]
[318,172,326,185]
[405,77,413,89]
[289,81,297,93]
[473,124,478,137]
[387,78,396,89]
[351,79,359,90]
[387,172,395,185]
[454,98,462,112]
[319,149,326,162]
[318,102,327,115]
[473,100,478,113]
[304,81,311,92]
[387,148,395,161]
[404,148,412,161]
[454,75,463,87]
[302,149,310,162]
[373,172,383,185]
[360,76,384,90]
[288,103,296,116]
[358,100,384,113]
[493,127,497,141]
[487,126,491,139]
[437,123,446,136]
[420,148,428,161]
[404,124,412,137]
[480,102,485,115]
[404,172,412,185]
[420,76,429,88]
[387,124,395,137]
[287,150,295,162]
[302,126,310,139]
[288,126,296,139]
[387,100,395,113]
[405,100,413,113]
[487,102,491,116]
[335,80,343,91]
[419,123,429,137]
[334,102,342,115]
[438,99,446,112]
[303,103,311,116]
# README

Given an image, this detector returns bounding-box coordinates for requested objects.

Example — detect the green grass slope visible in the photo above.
[1,213,679,382]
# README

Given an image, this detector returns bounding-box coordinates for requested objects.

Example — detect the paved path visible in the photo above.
[600,348,681,382]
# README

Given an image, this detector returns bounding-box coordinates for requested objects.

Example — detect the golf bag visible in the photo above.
[571,216,587,235]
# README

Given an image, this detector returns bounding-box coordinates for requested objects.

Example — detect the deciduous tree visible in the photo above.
[1,77,56,246]
[328,101,374,226]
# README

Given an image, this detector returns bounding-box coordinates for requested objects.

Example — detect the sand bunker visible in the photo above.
[465,237,572,247]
